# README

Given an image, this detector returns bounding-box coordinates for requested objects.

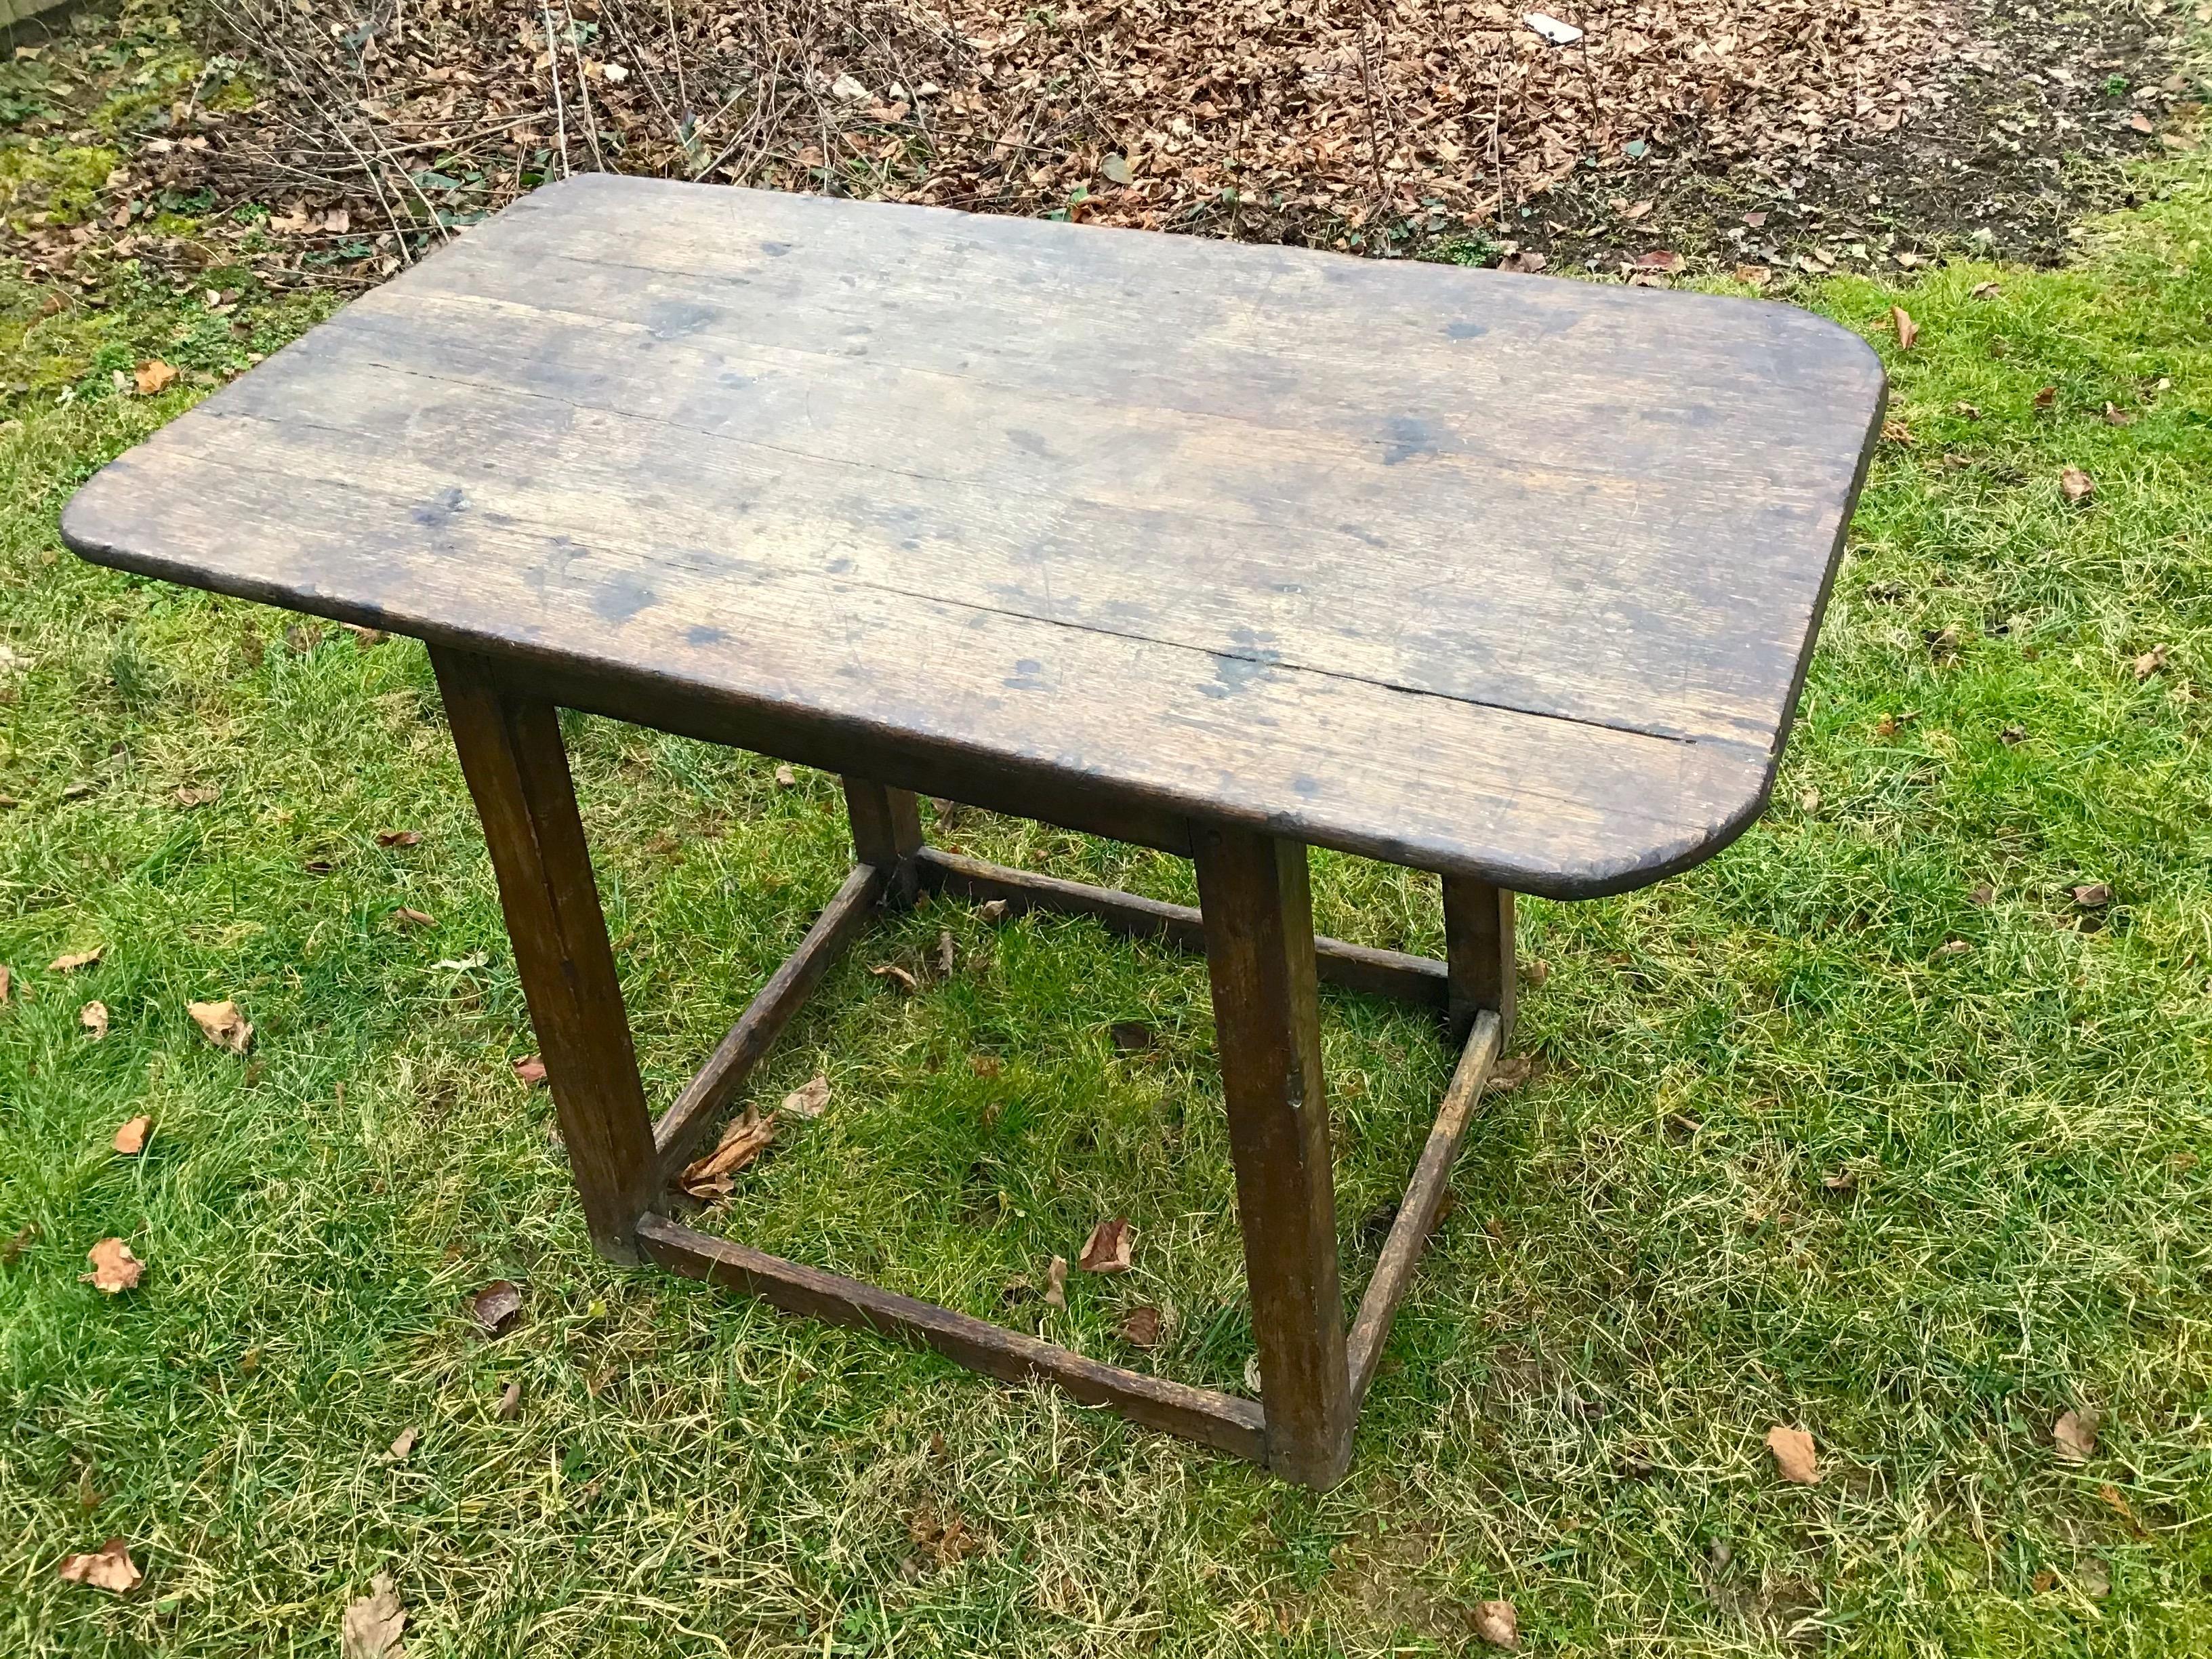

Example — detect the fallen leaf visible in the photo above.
[1969,883,1995,905]
[133,359,178,395]
[2060,466,2095,504]
[1732,264,1771,286]
[1043,1254,1069,1307]
[468,1279,524,1334]
[1109,1021,1154,1052]
[2053,1406,2099,1463]
[82,1237,142,1293]
[342,1572,407,1659]
[512,1055,548,1087]
[56,1537,140,1593]
[969,1054,1002,1078]
[869,962,919,993]
[187,999,252,1054]
[1498,249,1547,274]
[49,947,103,973]
[1472,1597,1519,1650]
[2098,1483,2148,1536]
[2132,644,2169,680]
[1078,1216,1134,1274]
[1632,249,1685,273]
[376,830,422,848]
[1881,417,1913,444]
[1954,401,1982,419]
[4,1223,34,1263]
[1765,1424,1820,1484]
[342,623,387,647]
[1742,209,1767,226]
[1926,624,1960,663]
[1934,939,1971,958]
[934,929,956,978]
[2071,883,2112,909]
[1099,152,1132,185]
[173,785,218,807]
[678,1106,777,1196]
[112,1115,150,1155]
[79,1001,108,1039]
[0,963,10,1002]
[386,1425,419,1462]
[2103,401,2136,427]
[2000,724,2026,745]
[1487,1052,1540,1092]
[496,1379,523,1420]
[1890,306,1918,349]
[780,1073,831,1119]
[2080,1561,2111,1598]
[978,899,1010,922]
[1120,1305,1163,1348]
[2127,110,2155,134]
[773,764,797,788]
[1970,280,2001,300]
[390,907,436,928]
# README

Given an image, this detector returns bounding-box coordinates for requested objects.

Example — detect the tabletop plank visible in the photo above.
[62,175,1885,895]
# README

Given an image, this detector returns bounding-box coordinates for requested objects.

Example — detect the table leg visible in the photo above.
[432,649,657,1262]
[1193,824,1354,1488]
[1443,876,1515,1046]
[841,777,923,906]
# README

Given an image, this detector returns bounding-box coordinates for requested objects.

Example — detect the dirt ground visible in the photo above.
[0,0,2203,316]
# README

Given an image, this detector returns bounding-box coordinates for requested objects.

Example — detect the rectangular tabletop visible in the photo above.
[62,175,1885,897]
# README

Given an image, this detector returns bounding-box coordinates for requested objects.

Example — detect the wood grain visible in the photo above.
[651,861,883,1181]
[1194,825,1353,1488]
[1347,1010,1503,1408]
[636,1212,1269,1464]
[432,648,657,1259]
[62,176,1885,896]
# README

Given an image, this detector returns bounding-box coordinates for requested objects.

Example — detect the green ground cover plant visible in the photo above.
[2,8,2210,1656]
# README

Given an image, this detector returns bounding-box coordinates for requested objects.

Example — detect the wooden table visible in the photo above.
[63,176,1885,1488]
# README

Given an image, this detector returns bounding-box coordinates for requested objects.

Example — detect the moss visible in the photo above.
[0,141,120,229]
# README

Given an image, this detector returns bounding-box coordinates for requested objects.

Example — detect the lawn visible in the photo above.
[3,13,2212,1659]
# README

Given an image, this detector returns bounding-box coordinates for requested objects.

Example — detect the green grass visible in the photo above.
[5,64,2212,1659]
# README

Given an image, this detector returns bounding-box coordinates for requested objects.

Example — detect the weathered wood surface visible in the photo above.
[1347,1010,1503,1408]
[432,648,657,1259]
[64,175,1885,895]
[913,844,1450,1008]
[1195,826,1354,1487]
[636,1212,1269,1463]
[651,860,883,1181]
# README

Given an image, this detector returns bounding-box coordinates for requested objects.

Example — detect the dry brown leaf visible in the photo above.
[512,1055,548,1087]
[1732,264,1772,287]
[468,1279,524,1334]
[79,1001,108,1039]
[1890,305,1918,349]
[49,947,103,973]
[781,1073,832,1119]
[1765,1424,1820,1484]
[174,785,219,808]
[978,899,1009,922]
[386,1425,419,1462]
[82,1237,142,1294]
[0,963,10,1002]
[1043,1253,1069,1308]
[678,1106,778,1196]
[376,830,422,848]
[1109,1021,1154,1053]
[187,999,252,1054]
[2072,882,2112,909]
[773,764,797,788]
[2103,401,2136,426]
[2132,644,2169,680]
[1881,417,1913,445]
[342,1572,408,1659]
[133,359,178,396]
[390,907,436,928]
[1632,249,1685,273]
[1120,1305,1163,1348]
[2060,466,2095,504]
[1971,281,2002,300]
[2053,1406,2099,1463]
[869,962,920,993]
[112,1115,151,1155]
[2098,1483,2149,1536]
[496,1379,523,1420]
[57,1537,141,1593]
[1473,1597,1519,1650]
[1078,1216,1134,1274]
[934,929,956,978]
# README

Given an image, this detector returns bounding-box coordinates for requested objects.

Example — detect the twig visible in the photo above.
[543,7,572,178]
[561,0,608,171]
